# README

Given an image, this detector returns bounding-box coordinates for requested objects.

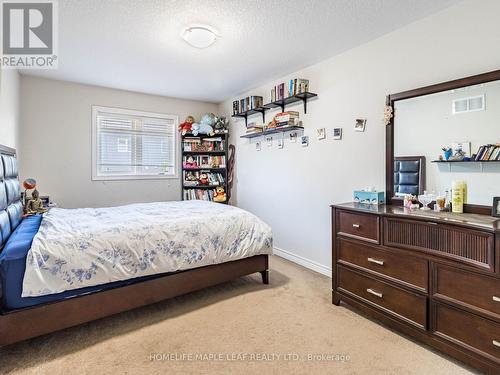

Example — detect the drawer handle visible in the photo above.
[493,296,500,303]
[352,224,360,228]
[493,340,500,348]
[366,288,383,298]
[367,257,384,266]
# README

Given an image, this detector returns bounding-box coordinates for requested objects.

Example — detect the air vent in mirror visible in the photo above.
[452,94,485,114]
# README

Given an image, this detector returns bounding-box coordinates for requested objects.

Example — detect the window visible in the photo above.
[92,106,178,180]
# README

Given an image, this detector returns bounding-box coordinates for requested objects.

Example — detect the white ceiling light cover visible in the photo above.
[182,26,217,49]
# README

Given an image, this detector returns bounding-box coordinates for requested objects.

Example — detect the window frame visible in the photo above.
[91,105,179,181]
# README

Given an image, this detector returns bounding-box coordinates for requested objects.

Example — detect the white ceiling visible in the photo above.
[22,0,460,103]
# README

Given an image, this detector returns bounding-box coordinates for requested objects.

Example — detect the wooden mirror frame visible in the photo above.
[386,69,500,215]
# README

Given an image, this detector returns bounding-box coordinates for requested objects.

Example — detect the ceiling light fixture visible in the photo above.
[181,26,217,49]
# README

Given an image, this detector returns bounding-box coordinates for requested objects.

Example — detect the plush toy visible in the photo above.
[191,113,216,136]
[179,116,195,135]
[199,173,209,185]
[213,186,226,203]
[191,122,214,136]
[183,155,197,169]
[213,116,229,134]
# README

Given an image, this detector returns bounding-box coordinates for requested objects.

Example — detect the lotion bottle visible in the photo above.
[452,180,464,214]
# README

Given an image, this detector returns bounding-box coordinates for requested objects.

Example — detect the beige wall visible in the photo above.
[218,0,500,274]
[20,76,218,208]
[0,69,20,150]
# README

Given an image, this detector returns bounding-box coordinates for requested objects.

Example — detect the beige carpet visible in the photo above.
[0,256,477,375]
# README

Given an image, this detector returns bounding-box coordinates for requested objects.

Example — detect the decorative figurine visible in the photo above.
[179,115,195,135]
[213,116,229,134]
[22,178,37,206]
[25,189,48,215]
[213,186,226,202]
[442,147,452,161]
[199,173,209,185]
[383,105,393,125]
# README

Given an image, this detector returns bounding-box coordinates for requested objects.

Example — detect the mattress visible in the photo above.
[22,200,273,298]
[0,215,160,311]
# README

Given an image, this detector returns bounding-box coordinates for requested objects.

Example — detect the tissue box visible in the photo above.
[353,190,385,205]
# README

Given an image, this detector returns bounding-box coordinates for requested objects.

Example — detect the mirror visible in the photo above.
[393,79,500,206]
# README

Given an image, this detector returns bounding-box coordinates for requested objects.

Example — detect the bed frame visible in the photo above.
[0,144,269,347]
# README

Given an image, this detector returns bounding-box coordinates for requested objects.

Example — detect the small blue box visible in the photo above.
[353,190,385,205]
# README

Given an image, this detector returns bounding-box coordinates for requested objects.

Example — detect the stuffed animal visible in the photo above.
[179,116,195,135]
[183,156,197,169]
[191,122,214,136]
[213,116,229,134]
[213,186,226,203]
[199,173,209,185]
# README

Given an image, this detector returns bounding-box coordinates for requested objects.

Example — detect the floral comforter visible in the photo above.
[22,200,273,297]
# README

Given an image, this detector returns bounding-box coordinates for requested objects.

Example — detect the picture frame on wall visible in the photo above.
[354,118,367,132]
[300,135,309,147]
[333,128,342,140]
[316,128,326,140]
[493,197,500,218]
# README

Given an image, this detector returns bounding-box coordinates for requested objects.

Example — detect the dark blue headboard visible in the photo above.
[0,145,22,248]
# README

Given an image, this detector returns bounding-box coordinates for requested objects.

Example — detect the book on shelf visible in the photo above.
[182,137,224,152]
[183,188,223,202]
[473,143,500,161]
[274,111,299,123]
[233,96,263,115]
[245,121,264,134]
[271,79,310,102]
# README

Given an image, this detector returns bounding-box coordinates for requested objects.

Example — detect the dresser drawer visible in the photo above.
[337,210,379,243]
[433,303,500,364]
[338,239,428,292]
[337,266,426,329]
[434,264,500,320]
[384,217,495,272]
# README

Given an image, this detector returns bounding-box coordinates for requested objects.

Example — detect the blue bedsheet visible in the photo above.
[0,215,155,311]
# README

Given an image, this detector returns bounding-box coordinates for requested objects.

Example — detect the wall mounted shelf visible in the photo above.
[240,125,304,139]
[264,92,317,114]
[232,92,318,127]
[231,107,268,127]
[432,160,500,172]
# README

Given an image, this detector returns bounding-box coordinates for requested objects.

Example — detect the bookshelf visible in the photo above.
[181,132,228,203]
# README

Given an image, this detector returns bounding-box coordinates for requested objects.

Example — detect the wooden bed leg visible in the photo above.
[260,270,269,284]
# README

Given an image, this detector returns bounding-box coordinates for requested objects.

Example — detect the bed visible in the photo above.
[0,144,271,347]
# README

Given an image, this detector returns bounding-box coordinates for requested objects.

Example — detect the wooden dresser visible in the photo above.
[332,203,500,374]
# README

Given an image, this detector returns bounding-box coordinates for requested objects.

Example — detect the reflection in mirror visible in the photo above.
[394,80,500,206]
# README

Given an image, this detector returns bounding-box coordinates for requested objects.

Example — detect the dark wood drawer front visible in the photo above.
[338,239,428,292]
[337,210,379,243]
[337,266,426,328]
[384,217,494,271]
[434,303,500,363]
[434,264,500,319]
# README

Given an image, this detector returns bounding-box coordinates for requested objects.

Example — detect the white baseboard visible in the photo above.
[273,247,331,277]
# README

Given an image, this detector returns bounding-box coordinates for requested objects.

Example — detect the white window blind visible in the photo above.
[92,106,178,180]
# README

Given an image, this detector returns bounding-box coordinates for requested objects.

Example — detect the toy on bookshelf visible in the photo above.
[179,115,194,136]
[213,186,227,202]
